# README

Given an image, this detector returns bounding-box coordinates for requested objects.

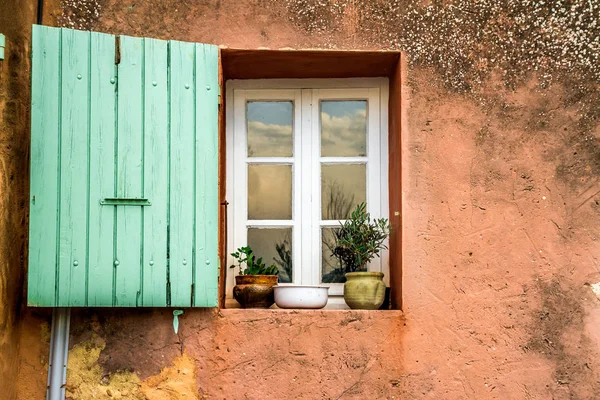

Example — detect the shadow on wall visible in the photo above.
[0,0,37,397]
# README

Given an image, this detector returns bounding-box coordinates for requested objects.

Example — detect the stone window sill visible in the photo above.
[224,296,397,311]
[217,308,405,319]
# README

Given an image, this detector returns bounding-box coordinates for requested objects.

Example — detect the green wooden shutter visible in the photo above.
[28,25,219,307]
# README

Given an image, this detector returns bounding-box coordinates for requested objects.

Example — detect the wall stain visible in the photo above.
[525,278,600,399]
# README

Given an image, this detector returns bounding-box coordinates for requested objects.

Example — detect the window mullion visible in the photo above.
[315,89,322,286]
[246,157,295,164]
[367,87,381,273]
[232,90,248,284]
[379,82,390,285]
[299,88,313,286]
[292,89,303,285]
[320,157,367,164]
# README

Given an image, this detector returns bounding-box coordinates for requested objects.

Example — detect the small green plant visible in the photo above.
[230,246,279,275]
[333,203,391,273]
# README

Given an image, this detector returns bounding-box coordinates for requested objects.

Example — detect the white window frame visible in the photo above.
[226,78,389,308]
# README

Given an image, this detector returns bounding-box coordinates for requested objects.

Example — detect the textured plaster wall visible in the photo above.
[11,0,600,399]
[0,0,36,398]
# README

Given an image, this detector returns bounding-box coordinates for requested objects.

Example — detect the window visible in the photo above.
[226,79,389,306]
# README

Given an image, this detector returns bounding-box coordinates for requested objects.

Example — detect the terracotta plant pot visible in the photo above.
[343,272,386,310]
[233,275,278,308]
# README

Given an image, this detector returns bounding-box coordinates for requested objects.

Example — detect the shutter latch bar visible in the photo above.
[100,198,152,206]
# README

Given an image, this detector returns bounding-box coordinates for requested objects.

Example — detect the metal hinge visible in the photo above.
[115,36,121,65]
[190,283,195,307]
[100,198,151,206]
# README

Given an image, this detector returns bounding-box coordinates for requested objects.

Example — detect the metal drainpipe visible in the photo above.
[39,0,67,397]
[47,308,71,400]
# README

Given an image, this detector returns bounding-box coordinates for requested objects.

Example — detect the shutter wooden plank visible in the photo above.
[169,41,196,306]
[193,44,219,307]
[142,38,169,306]
[116,36,144,306]
[57,28,91,306]
[87,32,116,306]
[28,25,61,306]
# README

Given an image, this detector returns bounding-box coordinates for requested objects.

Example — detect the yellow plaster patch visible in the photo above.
[64,335,198,400]
[140,352,199,400]
[65,335,143,400]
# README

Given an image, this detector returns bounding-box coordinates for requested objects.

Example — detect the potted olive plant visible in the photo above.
[333,203,391,310]
[230,246,279,308]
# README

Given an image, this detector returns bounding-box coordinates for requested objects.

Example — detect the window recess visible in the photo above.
[227,79,389,305]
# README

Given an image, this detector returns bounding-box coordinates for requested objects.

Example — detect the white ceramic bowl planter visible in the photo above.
[273,286,329,309]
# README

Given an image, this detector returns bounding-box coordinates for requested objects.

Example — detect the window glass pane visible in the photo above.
[247,101,293,157]
[248,228,293,283]
[321,164,366,220]
[322,227,345,283]
[248,164,292,220]
[321,100,367,157]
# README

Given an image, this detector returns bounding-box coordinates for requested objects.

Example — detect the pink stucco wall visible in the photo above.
[8,1,600,399]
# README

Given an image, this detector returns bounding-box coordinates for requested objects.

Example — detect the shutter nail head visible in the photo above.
[149,260,154,266]
[185,84,190,89]
[206,86,211,91]
[182,259,187,265]
[205,259,210,265]
[110,77,116,84]
[77,74,82,80]
[152,81,157,87]
[114,260,120,266]
[73,260,79,266]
